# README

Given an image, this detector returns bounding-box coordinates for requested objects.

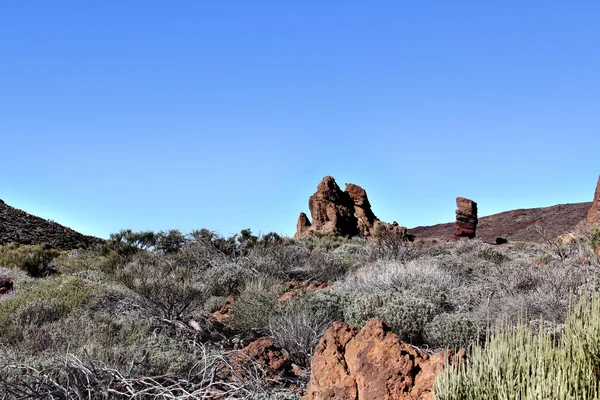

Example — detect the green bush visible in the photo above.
[0,243,61,276]
[269,296,333,367]
[117,252,207,319]
[229,279,282,333]
[268,291,341,366]
[436,294,600,399]
[425,312,480,349]
[0,275,96,344]
[204,295,227,313]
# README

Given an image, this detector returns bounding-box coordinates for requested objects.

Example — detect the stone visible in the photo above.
[295,176,408,239]
[452,197,478,239]
[304,320,449,400]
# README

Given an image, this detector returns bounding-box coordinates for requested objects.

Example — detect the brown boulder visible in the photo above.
[0,276,13,295]
[296,176,407,239]
[452,197,478,239]
[304,320,447,400]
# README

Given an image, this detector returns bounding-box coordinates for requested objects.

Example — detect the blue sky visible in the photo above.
[1,0,599,239]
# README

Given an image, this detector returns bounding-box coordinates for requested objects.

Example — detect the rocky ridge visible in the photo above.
[0,199,103,250]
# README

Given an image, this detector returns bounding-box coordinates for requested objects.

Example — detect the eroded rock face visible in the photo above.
[587,176,600,226]
[452,197,478,239]
[295,176,407,239]
[304,320,447,400]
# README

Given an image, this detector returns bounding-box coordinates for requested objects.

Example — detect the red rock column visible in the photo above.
[452,197,478,239]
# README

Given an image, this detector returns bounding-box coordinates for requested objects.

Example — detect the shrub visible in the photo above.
[0,243,61,276]
[0,275,96,344]
[436,294,600,400]
[375,295,439,344]
[117,252,207,319]
[425,312,480,349]
[229,279,283,333]
[269,294,334,367]
[204,295,227,313]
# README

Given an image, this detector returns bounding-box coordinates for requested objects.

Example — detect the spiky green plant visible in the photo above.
[436,294,600,400]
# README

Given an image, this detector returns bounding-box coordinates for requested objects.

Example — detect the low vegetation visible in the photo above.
[0,226,599,398]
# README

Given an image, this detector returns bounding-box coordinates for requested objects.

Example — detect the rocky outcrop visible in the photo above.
[304,320,448,400]
[295,176,407,239]
[0,200,103,250]
[296,212,312,237]
[587,176,600,226]
[452,197,478,239]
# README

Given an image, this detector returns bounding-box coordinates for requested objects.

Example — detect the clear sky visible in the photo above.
[1,0,599,239]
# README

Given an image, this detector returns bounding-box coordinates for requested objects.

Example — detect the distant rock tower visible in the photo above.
[452,197,478,239]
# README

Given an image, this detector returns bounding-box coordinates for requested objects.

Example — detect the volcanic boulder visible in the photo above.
[304,320,447,400]
[295,176,406,239]
[452,197,478,239]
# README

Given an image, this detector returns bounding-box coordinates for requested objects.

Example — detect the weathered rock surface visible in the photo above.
[0,200,103,250]
[295,176,407,239]
[587,175,600,226]
[452,197,478,239]
[0,276,13,295]
[304,320,447,400]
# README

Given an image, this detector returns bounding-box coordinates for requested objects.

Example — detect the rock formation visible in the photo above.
[304,320,449,400]
[586,175,600,226]
[0,199,103,250]
[452,197,478,239]
[295,176,406,239]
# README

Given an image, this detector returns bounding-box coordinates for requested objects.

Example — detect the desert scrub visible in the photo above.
[435,294,600,400]
[229,279,283,333]
[425,312,480,349]
[0,275,96,344]
[117,252,208,319]
[341,292,440,344]
[0,243,62,276]
[269,291,340,366]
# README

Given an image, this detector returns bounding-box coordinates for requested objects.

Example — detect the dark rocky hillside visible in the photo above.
[0,199,104,250]
[408,202,592,243]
